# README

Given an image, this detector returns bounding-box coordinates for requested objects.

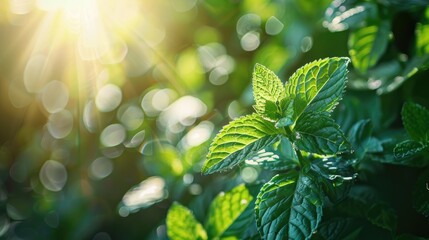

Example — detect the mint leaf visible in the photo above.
[316,218,362,240]
[206,184,254,239]
[413,169,429,217]
[394,140,429,161]
[367,202,398,233]
[402,102,429,141]
[348,20,390,73]
[202,114,280,174]
[347,120,383,160]
[324,2,378,32]
[255,171,323,240]
[167,202,207,240]
[285,57,349,124]
[245,136,299,171]
[253,63,286,121]
[295,111,349,155]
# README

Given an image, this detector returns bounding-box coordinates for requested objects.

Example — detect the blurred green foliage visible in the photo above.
[0,0,428,239]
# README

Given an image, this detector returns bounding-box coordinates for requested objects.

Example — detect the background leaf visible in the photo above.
[348,20,390,73]
[413,169,429,217]
[205,184,254,239]
[402,102,429,141]
[416,8,429,56]
[167,202,208,240]
[255,171,323,240]
[394,140,429,161]
[324,1,378,32]
[295,111,349,155]
[252,64,286,120]
[202,114,280,174]
[285,57,349,124]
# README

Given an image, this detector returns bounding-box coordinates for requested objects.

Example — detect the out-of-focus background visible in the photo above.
[0,0,428,239]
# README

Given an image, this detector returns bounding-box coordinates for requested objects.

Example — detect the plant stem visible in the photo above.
[283,127,306,167]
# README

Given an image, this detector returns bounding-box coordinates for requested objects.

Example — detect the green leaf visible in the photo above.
[396,234,428,240]
[252,63,286,121]
[285,57,349,124]
[416,8,429,56]
[413,169,429,217]
[206,184,254,239]
[324,1,378,32]
[167,202,208,240]
[255,171,323,240]
[202,114,281,174]
[245,136,299,171]
[310,156,356,203]
[394,140,429,160]
[347,120,383,160]
[367,202,398,233]
[316,218,362,240]
[295,111,349,155]
[402,102,429,141]
[348,20,390,74]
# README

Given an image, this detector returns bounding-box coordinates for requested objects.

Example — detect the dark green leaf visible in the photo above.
[253,64,286,121]
[396,234,428,240]
[348,20,390,73]
[347,120,383,160]
[202,114,281,174]
[255,171,323,240]
[167,202,207,240]
[324,2,378,32]
[295,111,349,155]
[245,136,299,170]
[311,156,356,203]
[285,57,349,124]
[206,184,254,239]
[316,218,362,240]
[413,169,429,217]
[394,140,429,161]
[402,102,429,141]
[367,202,398,232]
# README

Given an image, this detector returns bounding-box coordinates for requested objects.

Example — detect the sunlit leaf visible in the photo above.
[255,171,323,240]
[413,169,429,217]
[206,184,254,239]
[295,111,349,155]
[348,20,390,74]
[245,136,299,170]
[167,202,208,240]
[416,8,429,55]
[202,114,281,174]
[252,63,286,121]
[324,1,378,32]
[402,102,429,141]
[285,57,349,124]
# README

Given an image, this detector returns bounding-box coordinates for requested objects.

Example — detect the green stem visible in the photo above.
[283,127,306,167]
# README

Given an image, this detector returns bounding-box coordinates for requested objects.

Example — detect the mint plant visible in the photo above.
[199,57,354,239]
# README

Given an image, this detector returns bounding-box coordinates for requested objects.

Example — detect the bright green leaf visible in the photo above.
[295,111,349,155]
[285,57,349,124]
[206,184,254,239]
[413,169,429,217]
[245,136,299,170]
[202,114,281,174]
[402,102,429,141]
[252,63,286,121]
[416,7,429,55]
[255,171,323,240]
[348,20,390,73]
[167,202,208,240]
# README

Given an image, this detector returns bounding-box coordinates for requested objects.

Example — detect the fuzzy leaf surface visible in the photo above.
[167,202,207,240]
[253,63,286,120]
[202,114,280,174]
[206,184,254,239]
[348,20,390,73]
[255,171,323,240]
[285,57,349,124]
[402,102,429,141]
[295,111,349,155]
